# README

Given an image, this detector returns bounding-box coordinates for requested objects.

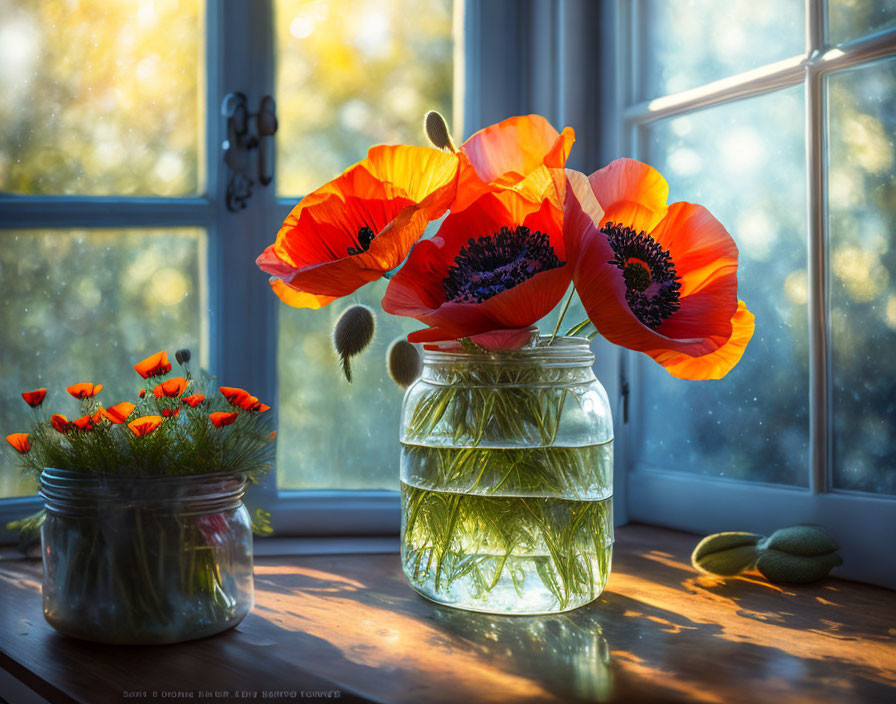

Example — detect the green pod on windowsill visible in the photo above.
[691,525,842,584]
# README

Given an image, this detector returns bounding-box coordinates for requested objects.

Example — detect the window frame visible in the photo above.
[0,0,280,541]
[619,0,896,588]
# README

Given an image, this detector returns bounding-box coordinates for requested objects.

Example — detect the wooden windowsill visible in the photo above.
[1,524,894,704]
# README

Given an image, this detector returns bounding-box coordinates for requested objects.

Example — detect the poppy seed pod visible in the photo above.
[691,531,762,576]
[387,338,422,389]
[332,305,376,383]
[424,110,456,152]
[175,348,192,365]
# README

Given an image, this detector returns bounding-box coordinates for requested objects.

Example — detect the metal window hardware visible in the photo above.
[221,92,278,212]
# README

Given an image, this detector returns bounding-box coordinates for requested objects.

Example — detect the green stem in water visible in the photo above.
[549,287,576,344]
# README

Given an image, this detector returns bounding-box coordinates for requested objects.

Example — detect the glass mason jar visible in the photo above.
[399,336,613,614]
[39,468,254,644]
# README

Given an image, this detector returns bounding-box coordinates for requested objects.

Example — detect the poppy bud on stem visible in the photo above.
[332,305,376,383]
[424,110,456,152]
[387,339,422,389]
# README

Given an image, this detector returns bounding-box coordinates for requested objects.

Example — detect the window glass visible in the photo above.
[829,58,896,495]
[274,0,453,489]
[275,0,454,196]
[0,0,202,196]
[637,0,804,100]
[828,0,896,46]
[1,228,206,497]
[639,88,809,485]
[277,279,422,491]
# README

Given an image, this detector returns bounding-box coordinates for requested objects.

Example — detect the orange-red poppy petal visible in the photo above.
[153,377,189,399]
[648,302,755,380]
[128,415,163,436]
[51,414,71,434]
[102,402,137,424]
[134,351,173,379]
[22,388,47,407]
[209,411,238,428]
[182,394,205,407]
[6,433,30,453]
[67,382,102,399]
[458,115,575,184]
[267,277,337,310]
[588,158,669,234]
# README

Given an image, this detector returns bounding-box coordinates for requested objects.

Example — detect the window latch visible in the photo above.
[221,92,278,212]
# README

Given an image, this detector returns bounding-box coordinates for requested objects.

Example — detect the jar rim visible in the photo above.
[39,467,244,485]
[422,335,594,367]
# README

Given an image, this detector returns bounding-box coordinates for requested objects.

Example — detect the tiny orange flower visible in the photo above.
[5,433,30,453]
[22,388,47,407]
[139,389,147,398]
[128,416,163,437]
[269,430,278,441]
[67,382,102,399]
[72,415,97,431]
[102,402,137,424]
[162,407,180,418]
[153,377,189,399]
[220,386,251,407]
[209,411,238,428]
[51,414,71,433]
[182,394,205,407]
[134,351,172,379]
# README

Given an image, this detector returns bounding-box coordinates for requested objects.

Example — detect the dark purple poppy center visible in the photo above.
[347,226,376,256]
[603,221,681,329]
[443,225,564,304]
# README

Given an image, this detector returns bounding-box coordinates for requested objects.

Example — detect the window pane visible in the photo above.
[637,0,804,100]
[1,228,205,497]
[275,0,454,196]
[829,58,896,495]
[828,0,896,46]
[277,279,418,491]
[639,88,809,485]
[0,0,202,196]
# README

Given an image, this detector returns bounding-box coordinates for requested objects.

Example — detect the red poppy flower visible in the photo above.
[382,190,571,347]
[102,402,136,424]
[67,382,102,399]
[161,407,180,418]
[257,145,460,309]
[6,433,30,453]
[72,415,97,431]
[453,114,575,211]
[563,163,754,380]
[51,414,71,434]
[138,389,147,399]
[182,394,205,407]
[209,411,238,428]
[22,388,47,407]
[153,377,189,399]
[243,398,270,413]
[219,386,250,407]
[228,391,269,413]
[134,351,172,379]
[128,416,163,436]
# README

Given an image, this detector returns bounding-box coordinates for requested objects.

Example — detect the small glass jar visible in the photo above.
[399,336,613,614]
[39,468,254,644]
